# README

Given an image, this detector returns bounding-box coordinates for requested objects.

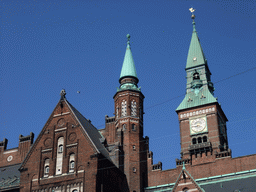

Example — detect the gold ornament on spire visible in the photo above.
[189,7,196,13]
[189,7,196,20]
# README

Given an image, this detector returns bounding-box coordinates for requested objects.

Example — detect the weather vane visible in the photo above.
[189,7,196,20]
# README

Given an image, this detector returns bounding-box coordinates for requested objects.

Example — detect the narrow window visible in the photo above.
[133,145,136,150]
[69,153,75,172]
[198,137,202,143]
[56,137,64,175]
[131,100,137,116]
[58,144,63,153]
[45,166,49,174]
[132,124,136,131]
[123,124,126,130]
[116,106,119,118]
[133,167,136,173]
[70,161,75,169]
[121,100,127,117]
[192,138,196,144]
[44,158,50,177]
[203,136,207,143]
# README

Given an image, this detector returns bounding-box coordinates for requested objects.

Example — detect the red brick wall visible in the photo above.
[20,100,100,192]
[147,154,256,187]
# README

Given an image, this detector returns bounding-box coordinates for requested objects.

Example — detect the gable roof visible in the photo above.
[171,165,205,192]
[20,96,113,170]
[65,99,112,162]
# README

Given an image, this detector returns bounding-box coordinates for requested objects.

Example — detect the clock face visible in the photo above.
[190,118,206,133]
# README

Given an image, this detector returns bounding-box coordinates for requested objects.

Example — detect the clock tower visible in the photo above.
[176,12,231,166]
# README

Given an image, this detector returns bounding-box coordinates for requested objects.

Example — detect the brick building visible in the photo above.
[1,12,256,192]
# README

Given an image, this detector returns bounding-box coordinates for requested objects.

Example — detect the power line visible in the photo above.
[95,66,256,129]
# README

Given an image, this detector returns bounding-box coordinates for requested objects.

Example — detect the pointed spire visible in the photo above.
[186,9,207,69]
[119,34,138,82]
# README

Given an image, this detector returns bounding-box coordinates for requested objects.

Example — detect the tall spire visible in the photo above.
[176,9,216,111]
[119,34,138,82]
[186,9,207,69]
[117,34,140,92]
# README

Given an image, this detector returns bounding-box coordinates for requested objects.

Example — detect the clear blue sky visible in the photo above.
[1,0,255,170]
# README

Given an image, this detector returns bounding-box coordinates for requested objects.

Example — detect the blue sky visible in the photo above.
[1,0,255,170]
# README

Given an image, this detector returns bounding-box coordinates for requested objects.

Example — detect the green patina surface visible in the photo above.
[186,21,206,69]
[176,18,217,111]
[119,34,138,80]
[176,86,217,111]
[117,34,140,92]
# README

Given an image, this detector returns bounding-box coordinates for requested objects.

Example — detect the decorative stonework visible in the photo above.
[130,119,139,123]
[68,132,77,142]
[121,100,127,117]
[57,118,65,127]
[7,155,13,162]
[44,138,52,147]
[180,107,215,119]
[120,119,128,123]
[131,100,137,117]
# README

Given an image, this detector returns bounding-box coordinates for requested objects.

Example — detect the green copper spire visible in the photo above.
[186,12,207,69]
[117,34,141,92]
[119,34,138,81]
[176,9,216,111]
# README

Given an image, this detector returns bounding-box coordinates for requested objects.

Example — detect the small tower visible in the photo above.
[176,9,230,167]
[113,34,147,192]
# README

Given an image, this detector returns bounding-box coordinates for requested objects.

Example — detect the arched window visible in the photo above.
[203,136,207,143]
[183,188,188,192]
[69,153,75,172]
[121,100,127,117]
[192,138,197,144]
[72,190,78,192]
[58,144,63,153]
[198,137,202,143]
[56,137,64,175]
[131,100,137,116]
[123,124,126,130]
[193,71,200,80]
[45,166,49,174]
[44,158,50,177]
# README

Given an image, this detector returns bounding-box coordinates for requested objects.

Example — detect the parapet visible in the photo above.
[19,132,34,144]
[0,138,8,150]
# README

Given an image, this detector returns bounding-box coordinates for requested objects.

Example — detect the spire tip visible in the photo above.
[126,34,131,45]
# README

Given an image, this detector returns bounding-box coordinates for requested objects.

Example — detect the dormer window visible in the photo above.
[58,144,63,153]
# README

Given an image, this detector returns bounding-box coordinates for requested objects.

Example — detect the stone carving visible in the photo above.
[121,100,127,117]
[180,107,215,118]
[57,118,65,127]
[44,138,52,147]
[68,132,77,141]
[131,100,137,117]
